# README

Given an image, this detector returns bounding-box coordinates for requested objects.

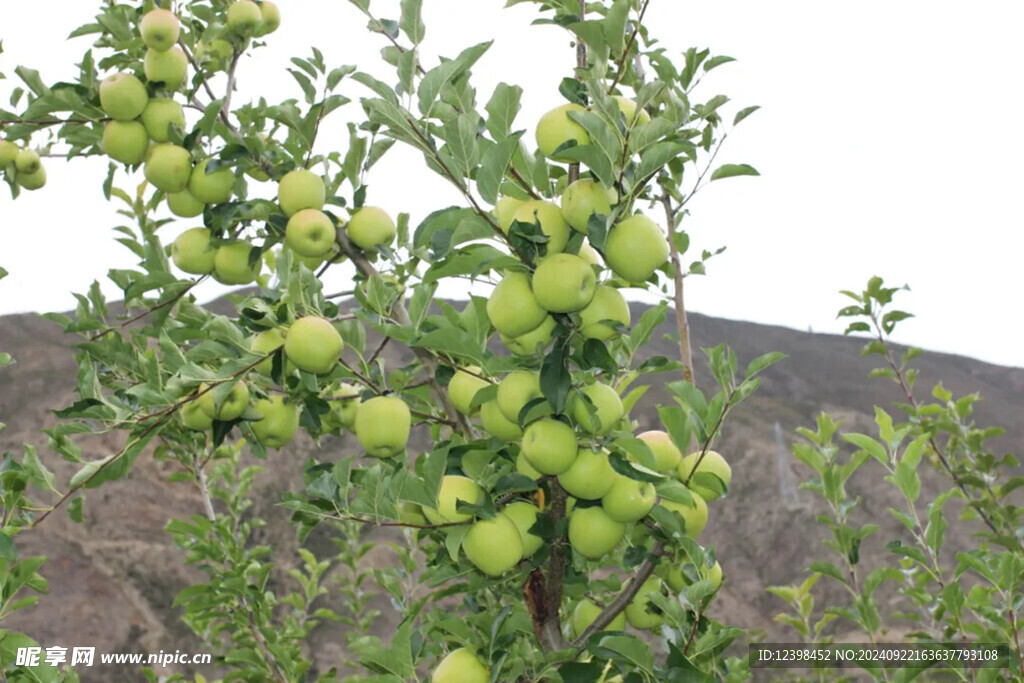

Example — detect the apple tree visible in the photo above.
[0,0,774,680]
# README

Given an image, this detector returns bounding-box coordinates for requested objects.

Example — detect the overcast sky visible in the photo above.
[1,1,1022,368]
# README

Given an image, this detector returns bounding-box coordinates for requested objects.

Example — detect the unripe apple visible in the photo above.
[398,501,427,526]
[677,450,731,501]
[140,98,184,143]
[286,209,335,258]
[144,143,192,193]
[515,452,543,480]
[463,513,523,576]
[255,1,281,36]
[284,316,344,375]
[660,489,708,538]
[578,242,603,266]
[501,315,556,356]
[14,149,40,174]
[250,395,299,449]
[447,366,489,416]
[213,240,261,285]
[496,370,542,423]
[0,141,19,166]
[102,121,149,165]
[624,577,665,630]
[568,505,625,559]
[432,648,489,683]
[198,381,250,421]
[569,598,626,639]
[249,328,286,375]
[16,166,46,190]
[502,501,543,556]
[637,430,682,473]
[171,227,216,275]
[521,418,577,475]
[144,46,188,89]
[512,200,570,254]
[605,214,669,283]
[189,159,235,204]
[194,39,233,71]
[166,189,205,217]
[227,1,262,35]
[535,103,590,160]
[99,73,149,121]
[494,196,524,233]
[558,448,616,500]
[480,400,523,441]
[424,475,482,524]
[277,169,325,217]
[346,206,396,250]
[613,96,652,126]
[665,559,722,593]
[571,382,623,435]
[324,382,360,430]
[601,474,656,523]
[140,9,180,52]
[354,395,410,457]
[578,286,630,341]
[561,178,614,232]
[532,253,596,313]
[181,398,213,431]
[487,271,548,338]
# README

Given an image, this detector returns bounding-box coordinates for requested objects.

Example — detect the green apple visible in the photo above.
[346,206,396,250]
[637,430,681,473]
[255,1,281,36]
[227,0,262,35]
[0,141,19,166]
[571,382,623,435]
[194,39,233,71]
[398,501,427,527]
[480,400,523,442]
[677,450,731,502]
[102,121,149,165]
[213,240,261,285]
[535,103,590,160]
[432,648,489,683]
[532,253,596,313]
[613,96,652,126]
[665,560,722,593]
[511,200,570,254]
[624,577,665,630]
[140,98,184,143]
[502,501,543,556]
[171,227,216,275]
[601,474,656,523]
[424,475,482,524]
[144,143,192,193]
[189,158,235,204]
[558,448,616,500]
[181,398,213,431]
[568,505,625,559]
[167,189,205,217]
[578,286,630,341]
[140,9,180,51]
[561,178,613,232]
[447,366,489,416]
[284,316,344,375]
[16,166,46,190]
[285,209,335,258]
[501,315,556,356]
[521,419,577,475]
[250,328,286,375]
[198,381,250,421]
[14,149,40,174]
[145,46,188,88]
[578,242,603,266]
[463,513,523,576]
[660,489,708,538]
[569,598,626,639]
[496,370,542,423]
[515,451,543,480]
[487,271,547,338]
[323,382,360,430]
[250,395,299,449]
[494,196,524,233]
[605,214,669,283]
[277,169,325,217]
[354,395,410,457]
[99,73,149,121]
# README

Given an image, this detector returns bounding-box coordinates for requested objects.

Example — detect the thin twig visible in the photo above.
[608,0,651,93]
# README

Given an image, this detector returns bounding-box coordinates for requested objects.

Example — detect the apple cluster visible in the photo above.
[0,140,46,191]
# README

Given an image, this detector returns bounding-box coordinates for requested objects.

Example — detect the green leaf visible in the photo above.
[399,0,425,44]
[477,133,523,204]
[710,163,759,181]
[540,340,571,414]
[734,105,760,125]
[417,42,492,117]
[484,83,523,139]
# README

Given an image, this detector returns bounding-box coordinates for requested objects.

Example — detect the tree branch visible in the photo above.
[661,194,693,383]
[608,0,651,94]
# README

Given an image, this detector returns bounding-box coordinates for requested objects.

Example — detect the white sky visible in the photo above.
[1,1,1022,368]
